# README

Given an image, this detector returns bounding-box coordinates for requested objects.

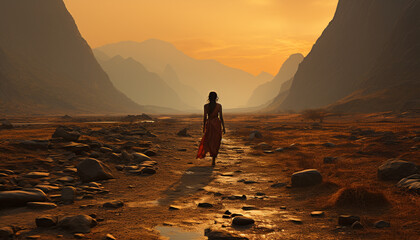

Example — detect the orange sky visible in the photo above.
[64,0,338,76]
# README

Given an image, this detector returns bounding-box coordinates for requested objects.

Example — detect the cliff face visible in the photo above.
[247,54,303,107]
[274,0,418,112]
[0,0,141,114]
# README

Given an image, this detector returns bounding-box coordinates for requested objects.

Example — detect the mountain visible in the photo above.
[272,0,419,112]
[97,55,190,110]
[247,54,303,107]
[95,39,266,109]
[0,0,141,115]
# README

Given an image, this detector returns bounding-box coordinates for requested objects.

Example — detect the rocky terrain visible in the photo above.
[0,114,418,239]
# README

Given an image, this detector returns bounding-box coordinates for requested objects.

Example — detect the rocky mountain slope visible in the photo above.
[247,54,303,107]
[98,55,191,111]
[272,0,419,112]
[0,0,141,115]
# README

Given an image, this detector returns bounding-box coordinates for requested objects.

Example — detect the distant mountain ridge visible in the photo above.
[0,0,142,115]
[247,53,303,107]
[270,0,419,113]
[95,39,269,109]
[97,55,192,110]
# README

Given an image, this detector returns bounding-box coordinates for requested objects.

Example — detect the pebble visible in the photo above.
[24,172,50,179]
[103,200,124,209]
[351,221,364,229]
[198,203,213,208]
[104,234,117,240]
[36,215,57,228]
[27,202,57,210]
[61,186,76,203]
[338,215,360,226]
[374,220,390,228]
[74,233,85,239]
[289,218,303,224]
[310,211,325,217]
[232,216,255,226]
[26,235,41,239]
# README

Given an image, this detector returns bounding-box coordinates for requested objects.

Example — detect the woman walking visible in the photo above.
[197,91,226,166]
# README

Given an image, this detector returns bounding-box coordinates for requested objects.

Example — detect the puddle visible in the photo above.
[156,226,206,240]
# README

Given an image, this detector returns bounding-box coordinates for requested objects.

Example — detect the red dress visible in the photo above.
[196,104,222,159]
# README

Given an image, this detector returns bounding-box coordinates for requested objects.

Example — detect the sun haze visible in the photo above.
[63,0,337,76]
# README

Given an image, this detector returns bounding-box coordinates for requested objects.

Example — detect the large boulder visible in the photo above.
[397,174,420,193]
[378,159,418,181]
[58,215,97,233]
[52,126,80,141]
[0,188,48,208]
[77,158,114,182]
[291,169,322,187]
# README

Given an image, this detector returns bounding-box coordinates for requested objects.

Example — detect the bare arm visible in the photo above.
[203,105,207,133]
[220,105,226,134]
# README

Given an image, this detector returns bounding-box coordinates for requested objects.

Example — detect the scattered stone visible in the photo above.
[63,167,78,174]
[244,180,257,184]
[205,228,248,240]
[58,215,97,233]
[310,211,325,217]
[177,128,191,137]
[131,153,151,163]
[351,221,364,229]
[61,186,76,203]
[17,140,49,150]
[27,202,57,210]
[280,206,286,210]
[74,233,85,239]
[397,174,420,193]
[224,210,232,215]
[378,159,418,181]
[103,200,124,209]
[77,158,114,182]
[169,205,180,210]
[271,182,286,188]
[242,206,258,210]
[323,157,338,164]
[264,150,274,154]
[226,195,246,200]
[0,188,48,208]
[338,215,360,226]
[198,203,213,208]
[63,142,90,153]
[36,215,57,228]
[0,226,14,239]
[26,235,41,239]
[256,192,265,196]
[177,148,187,152]
[323,142,336,147]
[34,184,60,193]
[274,148,284,152]
[374,220,391,228]
[0,119,13,129]
[99,147,113,153]
[24,172,50,179]
[289,218,303,224]
[52,126,80,141]
[221,172,235,177]
[57,176,74,183]
[291,169,322,187]
[144,150,156,156]
[249,131,262,140]
[232,216,255,226]
[104,234,117,240]
[256,142,271,150]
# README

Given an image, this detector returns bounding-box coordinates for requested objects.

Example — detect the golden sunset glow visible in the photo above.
[64,0,338,75]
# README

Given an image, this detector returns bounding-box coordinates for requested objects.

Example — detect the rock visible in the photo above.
[249,131,262,140]
[270,182,286,188]
[351,221,364,229]
[205,228,249,240]
[103,200,124,209]
[338,215,360,226]
[169,205,180,210]
[144,150,156,156]
[323,142,336,147]
[18,140,49,150]
[27,202,57,210]
[226,195,246,200]
[310,211,325,217]
[74,233,85,239]
[131,153,151,163]
[26,235,41,239]
[232,216,255,226]
[374,220,391,228]
[289,218,303,224]
[52,126,80,141]
[291,169,322,187]
[58,215,97,233]
[274,148,284,152]
[323,157,337,164]
[177,128,191,137]
[0,189,48,208]
[77,158,114,182]
[397,174,420,193]
[255,142,271,150]
[0,119,13,129]
[61,186,76,203]
[36,215,57,228]
[378,159,418,181]
[139,167,156,175]
[280,206,286,210]
[0,226,14,239]
[198,202,213,208]
[104,234,117,240]
[24,172,50,179]
[57,176,74,183]
[99,147,113,153]
[63,142,90,153]
[244,180,257,184]
[242,206,258,210]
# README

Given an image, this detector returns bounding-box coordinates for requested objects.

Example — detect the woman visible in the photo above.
[197,91,226,166]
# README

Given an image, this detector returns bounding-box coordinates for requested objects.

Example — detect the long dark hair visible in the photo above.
[208,91,218,114]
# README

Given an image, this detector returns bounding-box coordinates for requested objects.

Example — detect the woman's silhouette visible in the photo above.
[197,91,225,166]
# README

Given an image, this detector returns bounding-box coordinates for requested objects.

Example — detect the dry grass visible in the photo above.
[329,186,389,209]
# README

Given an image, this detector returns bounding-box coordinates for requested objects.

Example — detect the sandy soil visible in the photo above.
[0,113,419,240]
